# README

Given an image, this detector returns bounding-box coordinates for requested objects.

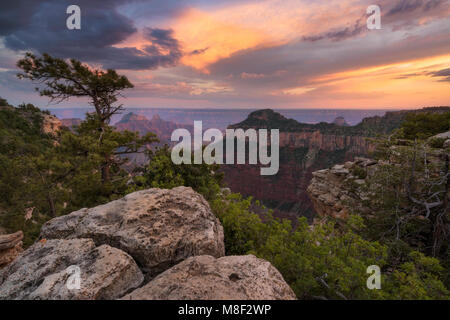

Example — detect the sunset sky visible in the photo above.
[0,0,449,109]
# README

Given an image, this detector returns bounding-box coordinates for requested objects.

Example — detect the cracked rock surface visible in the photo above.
[122,255,296,300]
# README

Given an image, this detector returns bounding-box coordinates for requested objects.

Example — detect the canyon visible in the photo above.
[220,108,422,220]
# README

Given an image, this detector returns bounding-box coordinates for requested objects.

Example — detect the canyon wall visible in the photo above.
[221,109,383,220]
[222,132,374,220]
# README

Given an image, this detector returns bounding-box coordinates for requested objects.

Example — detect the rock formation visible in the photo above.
[41,114,62,136]
[40,187,225,278]
[307,145,448,222]
[222,109,376,221]
[114,113,194,147]
[122,255,296,300]
[0,187,294,300]
[307,157,378,221]
[222,108,450,221]
[332,116,349,126]
[0,239,143,299]
[113,112,194,167]
[0,231,23,269]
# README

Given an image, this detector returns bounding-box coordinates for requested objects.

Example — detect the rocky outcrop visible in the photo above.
[40,187,225,278]
[430,131,450,148]
[307,157,379,221]
[122,255,296,300]
[333,116,349,126]
[222,108,450,221]
[41,114,62,136]
[0,231,23,269]
[307,144,448,222]
[432,131,450,140]
[0,239,143,300]
[0,187,295,300]
[222,110,375,221]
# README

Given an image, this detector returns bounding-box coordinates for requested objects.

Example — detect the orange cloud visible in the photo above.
[280,54,450,108]
[173,9,269,72]
[171,0,368,71]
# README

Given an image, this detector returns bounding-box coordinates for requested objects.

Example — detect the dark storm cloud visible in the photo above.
[386,0,446,16]
[303,19,366,42]
[429,68,450,82]
[0,0,185,70]
[393,68,450,82]
[189,48,209,55]
[430,68,450,77]
[394,72,425,79]
[201,20,450,99]
[302,0,448,43]
[387,0,424,16]
[141,28,183,68]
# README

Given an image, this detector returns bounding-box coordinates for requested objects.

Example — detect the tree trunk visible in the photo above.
[101,160,111,184]
[48,195,56,217]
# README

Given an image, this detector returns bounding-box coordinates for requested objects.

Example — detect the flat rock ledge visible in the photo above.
[122,255,296,300]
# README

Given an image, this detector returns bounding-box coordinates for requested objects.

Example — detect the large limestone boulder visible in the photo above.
[122,255,296,300]
[431,131,450,140]
[40,187,225,278]
[0,239,143,300]
[0,231,23,269]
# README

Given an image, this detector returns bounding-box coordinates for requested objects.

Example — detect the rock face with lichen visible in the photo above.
[0,187,294,300]
[307,142,448,223]
[40,187,225,278]
[41,114,62,136]
[0,232,23,269]
[122,255,296,300]
[307,157,379,221]
[0,239,143,300]
[222,108,450,221]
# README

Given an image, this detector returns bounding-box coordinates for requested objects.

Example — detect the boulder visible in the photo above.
[431,131,450,140]
[122,255,296,300]
[40,187,225,278]
[0,239,143,300]
[444,139,450,148]
[0,231,23,269]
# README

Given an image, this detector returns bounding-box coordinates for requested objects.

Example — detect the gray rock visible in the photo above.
[0,231,23,269]
[431,131,450,140]
[331,164,349,175]
[40,187,225,278]
[0,239,143,300]
[220,187,231,196]
[444,139,450,148]
[122,255,296,300]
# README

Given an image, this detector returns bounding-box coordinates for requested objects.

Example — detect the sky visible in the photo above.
[0,0,449,109]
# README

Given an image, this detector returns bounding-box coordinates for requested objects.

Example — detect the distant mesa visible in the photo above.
[116,112,148,123]
[248,109,287,122]
[113,112,194,167]
[332,116,349,126]
[114,112,193,143]
[61,118,82,129]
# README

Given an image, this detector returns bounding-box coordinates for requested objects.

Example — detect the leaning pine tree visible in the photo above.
[17,52,157,183]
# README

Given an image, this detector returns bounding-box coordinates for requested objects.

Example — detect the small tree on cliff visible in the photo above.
[16,52,150,183]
